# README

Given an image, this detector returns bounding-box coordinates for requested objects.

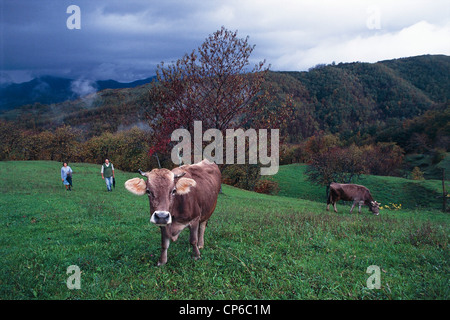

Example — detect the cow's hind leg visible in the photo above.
[198,220,207,249]
[326,193,332,211]
[189,221,201,260]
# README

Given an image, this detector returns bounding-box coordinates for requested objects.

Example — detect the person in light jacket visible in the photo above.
[61,162,73,191]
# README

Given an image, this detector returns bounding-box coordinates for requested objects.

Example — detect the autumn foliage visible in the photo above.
[304,133,405,189]
[0,44,447,191]
[146,27,292,159]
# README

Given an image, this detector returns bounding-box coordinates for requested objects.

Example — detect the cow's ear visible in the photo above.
[175,178,196,195]
[124,178,147,196]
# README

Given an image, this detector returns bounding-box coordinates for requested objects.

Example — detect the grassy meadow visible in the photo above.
[270,163,447,212]
[0,161,448,299]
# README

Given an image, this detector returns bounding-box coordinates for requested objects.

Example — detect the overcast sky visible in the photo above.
[1,0,449,84]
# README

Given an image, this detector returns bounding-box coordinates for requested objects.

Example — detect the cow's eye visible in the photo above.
[146,189,153,197]
[171,188,177,195]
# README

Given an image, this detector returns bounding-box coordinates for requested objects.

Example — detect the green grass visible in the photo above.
[405,152,450,180]
[270,163,448,212]
[0,161,448,299]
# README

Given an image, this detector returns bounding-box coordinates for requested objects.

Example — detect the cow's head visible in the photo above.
[124,168,196,226]
[369,201,380,215]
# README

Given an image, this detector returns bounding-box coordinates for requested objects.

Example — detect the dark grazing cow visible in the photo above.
[124,159,221,266]
[327,182,380,215]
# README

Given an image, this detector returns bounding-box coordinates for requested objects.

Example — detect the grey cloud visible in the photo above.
[1,0,449,83]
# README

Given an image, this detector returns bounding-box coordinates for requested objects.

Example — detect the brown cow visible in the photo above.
[124,159,221,266]
[327,182,380,215]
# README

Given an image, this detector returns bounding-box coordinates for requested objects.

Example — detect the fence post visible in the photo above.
[443,169,447,212]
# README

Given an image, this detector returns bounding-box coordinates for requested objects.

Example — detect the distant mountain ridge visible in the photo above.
[0,75,156,110]
[1,55,448,144]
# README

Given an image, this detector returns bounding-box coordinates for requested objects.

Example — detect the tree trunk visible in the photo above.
[154,153,161,169]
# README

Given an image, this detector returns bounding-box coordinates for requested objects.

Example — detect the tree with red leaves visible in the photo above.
[146,27,290,166]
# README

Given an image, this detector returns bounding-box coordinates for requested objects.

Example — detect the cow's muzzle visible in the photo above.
[150,211,172,226]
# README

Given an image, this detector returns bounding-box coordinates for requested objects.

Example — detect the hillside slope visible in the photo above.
[270,164,447,211]
[0,161,448,300]
[277,55,448,141]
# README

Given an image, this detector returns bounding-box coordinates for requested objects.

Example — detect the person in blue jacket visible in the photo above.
[61,162,73,191]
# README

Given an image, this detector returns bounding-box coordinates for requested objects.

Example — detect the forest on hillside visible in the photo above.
[1,54,448,189]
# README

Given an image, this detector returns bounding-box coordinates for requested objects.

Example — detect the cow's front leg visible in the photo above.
[198,220,207,249]
[358,201,363,214]
[189,221,201,260]
[350,201,357,213]
[157,227,171,266]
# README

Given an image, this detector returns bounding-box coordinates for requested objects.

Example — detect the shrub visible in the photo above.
[221,164,260,191]
[411,166,425,180]
[254,179,279,195]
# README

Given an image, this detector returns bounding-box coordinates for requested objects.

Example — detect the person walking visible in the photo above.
[61,162,73,191]
[101,158,115,192]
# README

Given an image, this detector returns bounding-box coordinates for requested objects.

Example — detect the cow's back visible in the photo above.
[173,160,221,222]
[330,182,371,201]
